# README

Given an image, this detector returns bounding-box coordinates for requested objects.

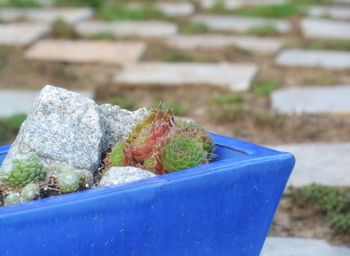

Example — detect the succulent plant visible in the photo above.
[4,192,21,206]
[0,154,44,189]
[57,170,80,193]
[73,169,93,188]
[159,132,207,172]
[106,143,132,168]
[21,183,40,202]
[44,163,91,193]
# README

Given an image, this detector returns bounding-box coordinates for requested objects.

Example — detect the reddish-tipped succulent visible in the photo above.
[106,105,215,174]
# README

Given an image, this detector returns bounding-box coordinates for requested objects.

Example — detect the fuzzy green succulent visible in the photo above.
[21,182,40,202]
[160,133,206,172]
[1,154,44,188]
[73,169,93,188]
[107,143,129,168]
[4,192,21,206]
[57,170,80,193]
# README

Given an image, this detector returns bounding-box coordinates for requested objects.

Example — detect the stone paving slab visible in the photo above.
[25,40,146,65]
[75,21,178,38]
[261,237,350,256]
[0,23,50,46]
[192,15,291,33]
[201,0,288,10]
[271,142,350,187]
[276,49,350,70]
[114,62,258,92]
[308,6,350,20]
[165,34,283,54]
[302,18,350,40]
[0,8,93,24]
[0,89,93,117]
[271,85,350,114]
[157,2,194,17]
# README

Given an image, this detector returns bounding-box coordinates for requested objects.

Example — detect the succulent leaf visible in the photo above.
[1,155,44,189]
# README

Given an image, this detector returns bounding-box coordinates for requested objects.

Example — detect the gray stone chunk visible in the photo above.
[301,18,350,40]
[261,237,350,256]
[99,166,156,187]
[201,0,288,9]
[307,6,350,20]
[157,2,194,16]
[0,23,50,46]
[270,143,350,187]
[276,48,350,69]
[25,40,146,65]
[98,104,148,150]
[0,85,102,173]
[0,89,93,117]
[114,62,258,92]
[0,86,148,175]
[192,15,291,33]
[0,8,93,24]
[271,85,350,114]
[75,21,178,39]
[165,34,283,54]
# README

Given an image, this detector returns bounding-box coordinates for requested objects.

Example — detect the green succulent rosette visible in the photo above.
[160,133,206,172]
[0,154,44,189]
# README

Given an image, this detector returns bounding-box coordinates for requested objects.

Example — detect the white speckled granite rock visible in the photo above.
[99,167,156,186]
[0,85,148,174]
[98,104,148,150]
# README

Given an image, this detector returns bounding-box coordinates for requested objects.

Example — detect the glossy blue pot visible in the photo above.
[0,134,294,256]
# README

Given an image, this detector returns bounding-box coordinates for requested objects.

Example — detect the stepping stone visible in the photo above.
[157,2,194,17]
[0,89,93,117]
[192,15,291,33]
[25,40,146,65]
[271,85,350,114]
[165,34,283,54]
[301,18,350,40]
[114,62,258,92]
[271,143,350,187]
[0,23,50,46]
[308,6,350,20]
[276,49,350,70]
[0,8,93,24]
[201,0,288,10]
[75,21,178,39]
[261,237,350,256]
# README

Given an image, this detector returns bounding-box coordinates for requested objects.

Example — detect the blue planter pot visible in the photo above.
[0,134,294,256]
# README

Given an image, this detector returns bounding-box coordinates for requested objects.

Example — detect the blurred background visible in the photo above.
[0,0,349,254]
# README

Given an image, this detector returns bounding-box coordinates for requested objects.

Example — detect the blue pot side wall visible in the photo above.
[0,134,295,256]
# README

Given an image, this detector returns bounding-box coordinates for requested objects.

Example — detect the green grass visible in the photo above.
[91,32,115,41]
[54,0,102,8]
[308,40,350,51]
[234,4,303,18]
[248,25,280,37]
[0,114,27,144]
[0,0,41,7]
[291,184,350,235]
[97,2,164,21]
[163,102,189,116]
[100,96,137,111]
[51,19,80,39]
[209,93,246,122]
[180,22,209,34]
[251,80,278,96]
